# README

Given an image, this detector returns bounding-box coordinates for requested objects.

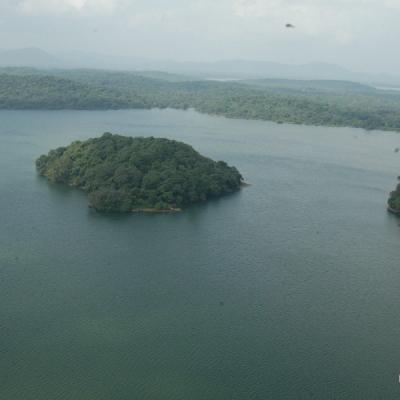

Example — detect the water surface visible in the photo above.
[1,109,400,399]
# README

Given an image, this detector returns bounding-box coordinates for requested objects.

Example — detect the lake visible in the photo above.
[1,109,400,399]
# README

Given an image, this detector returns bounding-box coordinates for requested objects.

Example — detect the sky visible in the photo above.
[0,0,399,74]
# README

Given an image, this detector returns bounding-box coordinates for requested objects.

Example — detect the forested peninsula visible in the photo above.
[388,177,400,215]
[36,133,243,213]
[2,67,400,132]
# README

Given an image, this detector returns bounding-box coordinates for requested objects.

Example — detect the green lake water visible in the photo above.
[1,109,400,399]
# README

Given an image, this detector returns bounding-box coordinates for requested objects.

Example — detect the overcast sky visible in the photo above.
[0,0,399,74]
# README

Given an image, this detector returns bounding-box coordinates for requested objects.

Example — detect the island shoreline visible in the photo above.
[387,206,400,215]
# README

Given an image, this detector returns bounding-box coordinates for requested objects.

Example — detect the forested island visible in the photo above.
[2,67,400,132]
[36,133,243,212]
[388,177,400,214]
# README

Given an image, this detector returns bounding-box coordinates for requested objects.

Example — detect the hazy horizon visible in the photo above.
[0,1,399,75]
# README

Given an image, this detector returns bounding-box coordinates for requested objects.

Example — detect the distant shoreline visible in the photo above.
[3,68,400,133]
[131,207,182,213]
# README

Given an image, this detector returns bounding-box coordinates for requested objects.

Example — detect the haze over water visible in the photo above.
[1,109,400,399]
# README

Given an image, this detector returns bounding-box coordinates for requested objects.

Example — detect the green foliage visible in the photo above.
[36,133,243,213]
[388,179,400,212]
[2,68,400,131]
[0,74,150,110]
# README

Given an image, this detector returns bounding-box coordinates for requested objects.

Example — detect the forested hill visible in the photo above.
[2,67,400,132]
[240,78,375,93]
[0,74,151,109]
[36,133,243,213]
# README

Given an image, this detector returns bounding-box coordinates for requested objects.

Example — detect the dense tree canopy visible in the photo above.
[388,177,400,213]
[36,133,243,212]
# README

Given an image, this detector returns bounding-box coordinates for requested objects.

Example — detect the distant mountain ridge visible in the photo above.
[164,60,400,86]
[0,47,60,68]
[0,47,399,86]
[161,60,355,80]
